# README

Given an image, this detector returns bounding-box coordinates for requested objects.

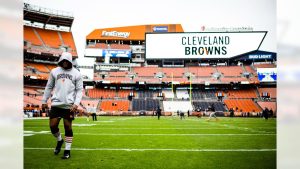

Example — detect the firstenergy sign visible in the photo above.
[145,32,267,59]
[102,31,130,38]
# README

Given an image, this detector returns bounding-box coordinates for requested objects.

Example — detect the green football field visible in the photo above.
[24,116,276,169]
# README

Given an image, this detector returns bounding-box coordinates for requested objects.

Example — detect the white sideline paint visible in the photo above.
[95,121,115,123]
[24,117,48,120]
[24,131,50,137]
[76,133,276,136]
[72,124,97,127]
[23,132,275,136]
[206,122,275,134]
[24,127,238,130]
[24,147,276,152]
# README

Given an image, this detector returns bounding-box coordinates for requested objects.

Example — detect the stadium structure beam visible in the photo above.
[45,16,52,26]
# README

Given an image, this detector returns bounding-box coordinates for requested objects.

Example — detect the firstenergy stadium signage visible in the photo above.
[145,32,267,59]
[102,31,130,38]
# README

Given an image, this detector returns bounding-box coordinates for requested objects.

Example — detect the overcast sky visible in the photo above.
[26,0,276,66]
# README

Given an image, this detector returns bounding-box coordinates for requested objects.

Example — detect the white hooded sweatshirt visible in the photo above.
[42,52,83,109]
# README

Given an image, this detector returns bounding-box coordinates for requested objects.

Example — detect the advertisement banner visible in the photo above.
[257,68,277,82]
[102,50,131,58]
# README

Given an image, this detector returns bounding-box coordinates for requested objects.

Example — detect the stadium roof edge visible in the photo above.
[86,24,184,41]
[23,2,74,28]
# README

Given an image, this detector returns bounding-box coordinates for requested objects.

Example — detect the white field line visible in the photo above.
[23,127,239,130]
[24,132,275,136]
[24,147,276,152]
[23,117,138,121]
[204,121,275,134]
[24,117,48,120]
[76,133,276,136]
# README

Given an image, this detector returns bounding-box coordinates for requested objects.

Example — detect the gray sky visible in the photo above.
[26,0,276,66]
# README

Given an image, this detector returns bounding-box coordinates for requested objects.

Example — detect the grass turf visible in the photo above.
[24,116,276,169]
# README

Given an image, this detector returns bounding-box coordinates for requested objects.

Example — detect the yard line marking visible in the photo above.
[73,124,97,127]
[24,147,276,152]
[206,122,275,134]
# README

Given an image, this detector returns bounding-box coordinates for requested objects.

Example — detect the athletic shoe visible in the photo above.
[54,139,64,155]
[61,150,71,159]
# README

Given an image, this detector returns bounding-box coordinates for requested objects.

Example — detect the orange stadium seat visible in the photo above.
[109,44,130,50]
[105,77,132,83]
[258,88,277,98]
[24,95,49,107]
[87,89,116,99]
[254,63,276,68]
[100,100,129,111]
[60,31,76,50]
[257,101,276,112]
[24,87,40,95]
[35,27,61,48]
[46,64,57,71]
[24,26,43,46]
[244,65,256,74]
[187,67,215,77]
[109,71,128,77]
[134,67,159,77]
[81,99,99,108]
[162,68,185,77]
[216,66,243,76]
[89,43,108,49]
[224,99,262,113]
[26,62,50,73]
[227,89,258,99]
[220,77,248,83]
[117,90,133,98]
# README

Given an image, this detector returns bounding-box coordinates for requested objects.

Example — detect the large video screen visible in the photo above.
[145,32,266,59]
[257,68,277,82]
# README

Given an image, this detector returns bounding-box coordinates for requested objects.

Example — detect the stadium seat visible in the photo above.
[100,100,129,111]
[109,44,130,50]
[81,99,99,109]
[192,90,217,100]
[162,68,185,77]
[216,66,243,77]
[60,31,77,50]
[258,88,276,98]
[254,63,276,68]
[192,101,226,112]
[187,67,214,77]
[224,99,262,113]
[132,99,160,111]
[226,89,258,99]
[257,101,276,112]
[134,67,159,77]
[35,27,61,48]
[24,26,43,46]
[26,62,50,73]
[87,89,116,99]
